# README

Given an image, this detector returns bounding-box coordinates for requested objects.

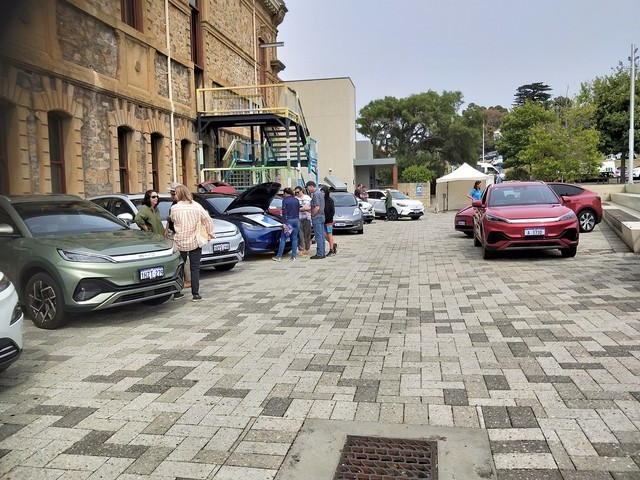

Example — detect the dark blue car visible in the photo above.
[193,182,290,255]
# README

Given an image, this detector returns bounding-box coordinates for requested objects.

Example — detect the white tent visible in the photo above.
[435,163,493,212]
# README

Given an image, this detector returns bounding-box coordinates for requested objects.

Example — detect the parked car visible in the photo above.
[0,271,23,371]
[472,182,579,259]
[196,181,237,194]
[193,182,290,255]
[454,205,474,236]
[0,195,183,329]
[89,193,244,271]
[358,200,375,223]
[546,182,602,233]
[268,195,283,216]
[366,189,425,220]
[330,192,364,234]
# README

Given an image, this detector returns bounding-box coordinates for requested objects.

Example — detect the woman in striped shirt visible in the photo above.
[170,184,214,301]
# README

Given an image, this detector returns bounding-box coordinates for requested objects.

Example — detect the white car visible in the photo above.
[0,272,23,372]
[366,189,425,221]
[358,200,375,223]
[89,193,245,271]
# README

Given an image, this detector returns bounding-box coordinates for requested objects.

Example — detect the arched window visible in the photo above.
[181,139,191,186]
[117,126,132,194]
[48,111,69,194]
[151,133,163,192]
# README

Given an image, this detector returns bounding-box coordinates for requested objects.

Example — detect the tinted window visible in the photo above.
[331,193,357,207]
[91,198,110,211]
[368,191,381,200]
[551,184,583,197]
[132,197,173,219]
[13,200,128,236]
[390,191,409,200]
[489,185,560,207]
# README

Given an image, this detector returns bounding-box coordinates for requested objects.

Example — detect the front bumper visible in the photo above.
[333,218,363,232]
[483,219,579,252]
[398,207,424,218]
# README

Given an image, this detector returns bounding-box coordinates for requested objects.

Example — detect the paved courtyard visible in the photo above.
[1,210,639,480]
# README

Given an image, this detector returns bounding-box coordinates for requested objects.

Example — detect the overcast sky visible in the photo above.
[277,1,639,114]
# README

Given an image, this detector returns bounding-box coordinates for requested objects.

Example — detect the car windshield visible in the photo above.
[132,198,173,219]
[488,185,560,207]
[331,193,357,207]
[270,198,282,208]
[390,191,409,200]
[14,200,128,237]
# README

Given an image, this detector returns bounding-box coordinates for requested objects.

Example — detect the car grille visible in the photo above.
[115,285,175,304]
[0,339,21,365]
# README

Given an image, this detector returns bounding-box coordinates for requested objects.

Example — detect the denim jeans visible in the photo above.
[311,216,326,257]
[276,218,299,258]
[180,247,201,295]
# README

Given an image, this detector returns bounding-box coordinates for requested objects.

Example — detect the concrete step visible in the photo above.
[609,192,640,212]
[602,202,640,253]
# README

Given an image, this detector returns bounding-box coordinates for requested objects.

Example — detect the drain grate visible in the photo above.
[333,435,438,479]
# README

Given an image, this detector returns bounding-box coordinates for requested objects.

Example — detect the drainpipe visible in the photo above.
[253,0,258,86]
[165,0,177,182]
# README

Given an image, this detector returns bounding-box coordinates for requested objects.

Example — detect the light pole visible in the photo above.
[629,44,638,184]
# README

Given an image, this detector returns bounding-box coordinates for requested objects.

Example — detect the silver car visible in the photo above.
[330,192,364,234]
[89,193,244,271]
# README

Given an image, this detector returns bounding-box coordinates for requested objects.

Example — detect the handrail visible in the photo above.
[196,83,309,135]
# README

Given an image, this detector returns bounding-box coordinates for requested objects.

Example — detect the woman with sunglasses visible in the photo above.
[134,190,164,234]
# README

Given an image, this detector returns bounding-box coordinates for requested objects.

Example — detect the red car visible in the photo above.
[454,205,474,236]
[546,182,602,233]
[473,182,579,259]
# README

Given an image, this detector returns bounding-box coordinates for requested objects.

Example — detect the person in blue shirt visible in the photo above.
[273,188,300,262]
[467,181,483,202]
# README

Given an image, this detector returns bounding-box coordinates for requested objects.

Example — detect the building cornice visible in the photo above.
[261,0,287,25]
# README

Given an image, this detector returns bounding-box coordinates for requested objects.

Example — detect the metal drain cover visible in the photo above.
[333,435,438,479]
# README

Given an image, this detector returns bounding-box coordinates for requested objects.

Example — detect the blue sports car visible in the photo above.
[193,182,290,255]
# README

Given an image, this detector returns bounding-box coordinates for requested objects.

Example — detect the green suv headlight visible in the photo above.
[58,249,116,263]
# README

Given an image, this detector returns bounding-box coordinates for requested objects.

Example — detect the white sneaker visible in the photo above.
[272,256,281,262]
[291,257,296,261]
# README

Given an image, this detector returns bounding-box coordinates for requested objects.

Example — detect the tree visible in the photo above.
[519,110,601,182]
[496,102,556,174]
[513,82,552,107]
[401,165,436,183]
[356,90,479,175]
[578,61,639,177]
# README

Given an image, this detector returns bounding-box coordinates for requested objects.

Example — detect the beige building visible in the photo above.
[286,78,356,188]
[0,0,287,196]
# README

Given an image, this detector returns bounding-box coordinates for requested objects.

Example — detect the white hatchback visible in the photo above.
[366,189,425,221]
[0,272,23,372]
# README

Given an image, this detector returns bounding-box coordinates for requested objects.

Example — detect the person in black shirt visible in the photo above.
[321,186,337,256]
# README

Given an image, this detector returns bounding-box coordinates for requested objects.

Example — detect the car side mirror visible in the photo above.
[0,223,16,236]
[117,213,134,224]
[471,200,482,208]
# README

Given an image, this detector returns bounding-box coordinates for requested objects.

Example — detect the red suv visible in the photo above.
[546,182,602,233]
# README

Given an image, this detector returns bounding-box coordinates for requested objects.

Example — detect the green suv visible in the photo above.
[0,195,183,329]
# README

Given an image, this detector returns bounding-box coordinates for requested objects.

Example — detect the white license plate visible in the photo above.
[213,242,230,252]
[457,220,466,226]
[334,222,346,227]
[524,228,545,236]
[139,266,164,281]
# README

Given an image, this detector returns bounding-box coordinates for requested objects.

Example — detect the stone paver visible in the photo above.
[0,210,638,479]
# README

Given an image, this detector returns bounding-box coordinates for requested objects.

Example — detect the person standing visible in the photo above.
[322,186,336,256]
[165,183,191,290]
[295,186,312,255]
[134,190,164,234]
[384,188,393,221]
[306,181,325,259]
[170,185,214,301]
[467,181,483,202]
[273,188,300,262]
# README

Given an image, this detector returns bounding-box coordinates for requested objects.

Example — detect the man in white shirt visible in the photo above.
[294,186,312,255]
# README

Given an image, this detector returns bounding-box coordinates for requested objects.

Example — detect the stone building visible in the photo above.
[0,0,287,196]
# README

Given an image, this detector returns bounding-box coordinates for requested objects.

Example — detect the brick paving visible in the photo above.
[0,211,639,479]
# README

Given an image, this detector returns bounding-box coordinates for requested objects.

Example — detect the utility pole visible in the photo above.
[629,43,637,184]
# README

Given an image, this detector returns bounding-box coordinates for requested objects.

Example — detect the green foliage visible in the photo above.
[513,82,552,107]
[356,90,479,171]
[578,62,639,159]
[496,102,557,172]
[401,165,436,183]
